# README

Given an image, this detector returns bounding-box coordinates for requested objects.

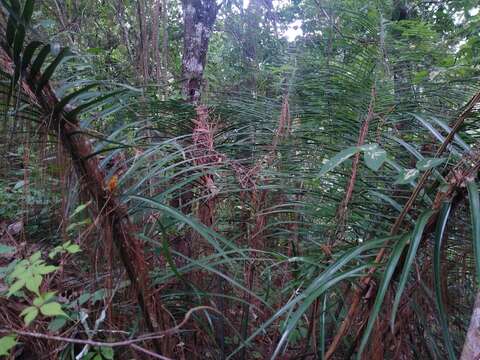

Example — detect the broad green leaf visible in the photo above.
[318,146,359,176]
[391,210,433,329]
[37,264,58,274]
[10,262,27,278]
[22,306,38,326]
[25,274,42,295]
[7,278,25,296]
[29,251,41,262]
[416,158,446,171]
[40,302,67,317]
[394,169,419,185]
[100,346,114,359]
[433,202,456,360]
[42,291,56,302]
[66,244,81,254]
[363,145,387,171]
[0,335,17,356]
[48,316,67,332]
[0,244,15,254]
[33,296,44,307]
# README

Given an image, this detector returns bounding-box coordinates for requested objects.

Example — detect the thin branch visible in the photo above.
[0,306,219,358]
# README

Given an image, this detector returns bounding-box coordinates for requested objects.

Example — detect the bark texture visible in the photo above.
[181,0,218,103]
[461,291,480,360]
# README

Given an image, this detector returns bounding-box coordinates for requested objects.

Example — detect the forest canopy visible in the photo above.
[0,0,479,359]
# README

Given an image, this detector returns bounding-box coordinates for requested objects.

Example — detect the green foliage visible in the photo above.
[4,248,73,327]
[6,251,57,297]
[0,335,17,357]
[319,143,387,176]
[1,0,479,358]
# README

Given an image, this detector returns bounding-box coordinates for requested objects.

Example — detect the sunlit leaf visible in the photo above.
[362,144,387,171]
[0,335,17,356]
[40,302,67,317]
[318,146,360,176]
[416,158,446,171]
[394,168,419,185]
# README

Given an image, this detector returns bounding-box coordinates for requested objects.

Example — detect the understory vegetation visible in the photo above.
[0,0,480,358]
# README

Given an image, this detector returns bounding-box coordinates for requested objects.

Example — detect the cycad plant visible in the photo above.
[0,0,480,359]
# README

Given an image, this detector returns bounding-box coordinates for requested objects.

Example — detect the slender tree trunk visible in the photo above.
[136,0,149,84]
[152,0,162,88]
[461,291,480,360]
[116,0,135,65]
[161,0,169,90]
[181,0,218,104]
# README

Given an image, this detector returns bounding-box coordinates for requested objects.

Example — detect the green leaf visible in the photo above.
[100,346,114,359]
[41,291,56,302]
[357,235,410,357]
[37,264,58,274]
[391,210,433,329]
[362,144,387,171]
[7,278,25,296]
[66,244,81,254]
[48,316,67,332]
[21,306,38,326]
[29,251,42,263]
[0,244,15,254]
[70,201,91,218]
[29,44,51,80]
[416,158,446,171]
[21,40,42,71]
[49,246,62,259]
[5,0,21,48]
[25,274,42,296]
[467,181,480,287]
[394,169,419,185]
[33,296,44,307]
[433,202,456,360]
[318,146,360,176]
[40,302,67,317]
[10,262,27,279]
[0,335,17,356]
[21,0,35,25]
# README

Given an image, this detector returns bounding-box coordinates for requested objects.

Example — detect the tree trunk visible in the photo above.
[152,0,163,88]
[461,291,480,360]
[136,0,149,84]
[181,0,218,104]
[161,0,169,90]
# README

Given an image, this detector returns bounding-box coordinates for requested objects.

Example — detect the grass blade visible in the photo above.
[467,180,480,287]
[390,210,433,330]
[357,234,410,358]
[433,201,455,359]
